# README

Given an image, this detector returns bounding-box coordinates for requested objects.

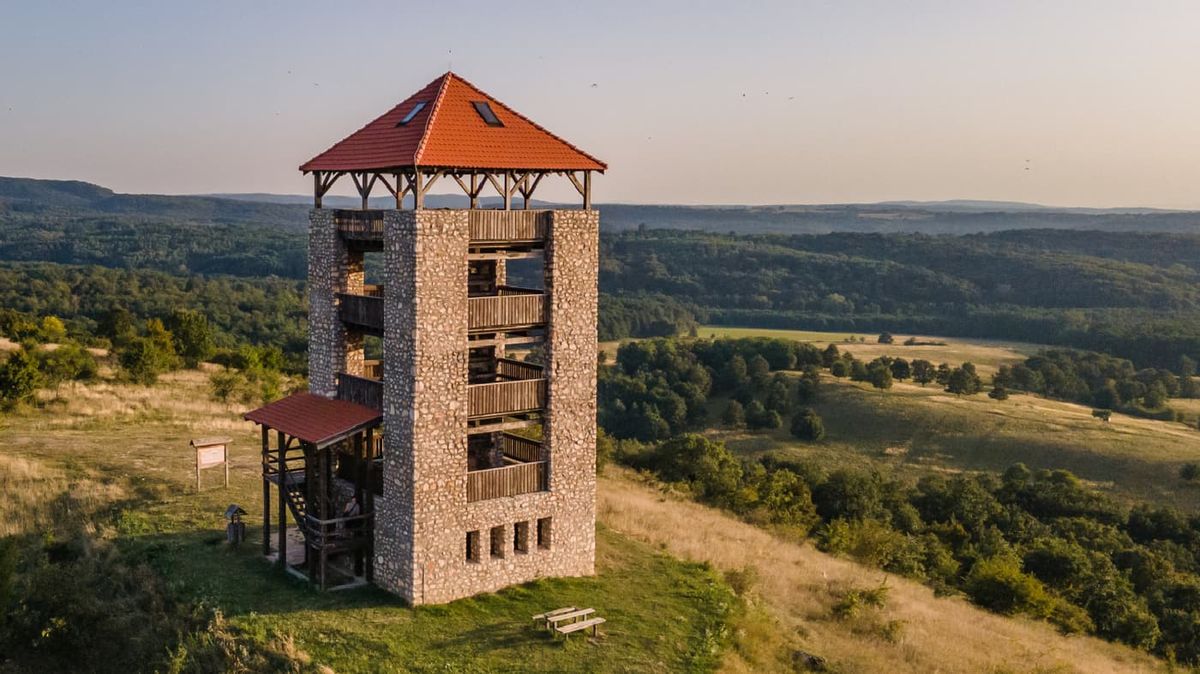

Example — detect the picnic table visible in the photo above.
[532,606,606,638]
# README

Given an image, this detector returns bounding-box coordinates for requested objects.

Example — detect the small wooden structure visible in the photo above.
[191,437,230,491]
[533,606,606,639]
[244,394,381,590]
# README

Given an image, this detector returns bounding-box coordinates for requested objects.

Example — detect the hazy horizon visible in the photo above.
[2,1,1198,209]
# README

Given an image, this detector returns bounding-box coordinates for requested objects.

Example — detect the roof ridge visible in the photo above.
[449,72,607,172]
[412,72,454,166]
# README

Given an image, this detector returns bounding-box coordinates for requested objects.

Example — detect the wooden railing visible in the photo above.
[466,461,547,502]
[334,209,548,244]
[338,293,383,331]
[468,378,545,418]
[468,210,549,242]
[468,287,546,332]
[363,359,383,380]
[497,357,543,381]
[500,433,542,463]
[337,373,383,411]
[362,284,384,297]
[334,209,385,238]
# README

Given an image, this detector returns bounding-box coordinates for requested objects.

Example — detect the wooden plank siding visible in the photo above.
[468,378,545,418]
[333,209,385,239]
[466,460,547,502]
[337,373,383,411]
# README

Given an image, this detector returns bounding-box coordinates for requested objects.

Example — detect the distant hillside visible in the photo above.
[5,176,1200,234]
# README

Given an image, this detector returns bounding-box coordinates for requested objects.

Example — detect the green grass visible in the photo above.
[712,377,1200,511]
[2,373,737,673]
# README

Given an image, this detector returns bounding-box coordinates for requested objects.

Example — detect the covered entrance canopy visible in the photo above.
[245,393,382,589]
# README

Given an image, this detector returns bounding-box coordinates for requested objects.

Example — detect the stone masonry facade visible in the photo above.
[368,209,599,605]
[307,208,347,398]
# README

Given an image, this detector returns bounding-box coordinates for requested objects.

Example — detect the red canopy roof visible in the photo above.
[244,393,381,447]
[300,72,605,173]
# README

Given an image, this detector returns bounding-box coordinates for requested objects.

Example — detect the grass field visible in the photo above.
[2,371,1170,673]
[698,326,1040,377]
[710,376,1200,511]
[1,372,736,673]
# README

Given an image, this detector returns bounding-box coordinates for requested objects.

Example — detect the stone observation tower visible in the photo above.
[245,72,604,604]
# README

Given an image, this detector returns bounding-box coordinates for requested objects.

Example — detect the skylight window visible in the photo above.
[397,101,426,126]
[472,101,503,127]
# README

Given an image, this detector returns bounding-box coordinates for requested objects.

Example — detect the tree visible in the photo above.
[764,374,793,415]
[849,359,869,382]
[1143,384,1168,410]
[38,343,98,385]
[935,363,953,386]
[830,359,850,379]
[796,366,820,404]
[911,359,935,386]
[945,363,983,396]
[144,319,181,370]
[878,332,895,344]
[988,385,1009,400]
[97,306,136,345]
[746,401,782,430]
[1179,463,1200,482]
[722,400,746,428]
[1092,381,1121,410]
[167,309,215,368]
[38,316,67,343]
[790,408,825,441]
[1092,409,1112,422]
[868,363,894,390]
[821,344,840,368]
[747,354,771,386]
[890,358,911,381]
[0,347,41,407]
[720,354,749,391]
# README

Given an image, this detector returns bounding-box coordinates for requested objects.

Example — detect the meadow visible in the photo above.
[2,366,1176,672]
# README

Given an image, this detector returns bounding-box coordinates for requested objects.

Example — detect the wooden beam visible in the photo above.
[313,172,323,209]
[503,172,511,210]
[564,171,585,198]
[583,170,592,210]
[413,170,425,210]
[276,429,287,568]
[262,426,271,556]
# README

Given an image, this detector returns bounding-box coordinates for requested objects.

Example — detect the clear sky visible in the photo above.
[1,1,1198,207]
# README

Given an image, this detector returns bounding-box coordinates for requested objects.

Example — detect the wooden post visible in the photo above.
[224,443,229,489]
[583,171,592,210]
[262,426,270,556]
[314,171,323,209]
[414,170,425,210]
[277,430,287,568]
[503,172,511,210]
[365,426,374,583]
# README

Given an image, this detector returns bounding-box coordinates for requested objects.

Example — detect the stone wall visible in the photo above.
[375,210,470,601]
[372,208,598,605]
[307,208,346,398]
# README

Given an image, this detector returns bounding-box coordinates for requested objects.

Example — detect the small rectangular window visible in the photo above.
[490,525,506,559]
[472,101,503,127]
[466,530,480,563]
[514,521,530,554]
[397,101,426,126]
[536,517,552,550]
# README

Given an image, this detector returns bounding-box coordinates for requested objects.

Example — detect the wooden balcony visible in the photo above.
[468,210,549,243]
[468,359,545,418]
[334,209,549,244]
[467,460,547,502]
[337,373,383,411]
[499,432,542,462]
[469,286,546,333]
[338,292,383,334]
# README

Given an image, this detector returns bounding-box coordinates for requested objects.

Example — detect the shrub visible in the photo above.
[988,385,1009,400]
[1180,463,1200,482]
[877,332,895,345]
[0,347,41,406]
[790,408,825,441]
[721,400,746,428]
[38,343,99,385]
[1092,409,1112,422]
[964,556,1053,617]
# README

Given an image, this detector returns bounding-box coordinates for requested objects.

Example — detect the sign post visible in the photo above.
[191,437,232,491]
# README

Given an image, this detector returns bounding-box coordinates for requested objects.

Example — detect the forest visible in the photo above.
[598,336,1200,662]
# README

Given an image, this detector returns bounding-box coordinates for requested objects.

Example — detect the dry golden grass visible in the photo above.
[700,326,1038,377]
[598,470,1164,674]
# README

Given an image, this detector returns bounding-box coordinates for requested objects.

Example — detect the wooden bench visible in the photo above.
[556,616,605,638]
[532,606,576,628]
[545,608,594,630]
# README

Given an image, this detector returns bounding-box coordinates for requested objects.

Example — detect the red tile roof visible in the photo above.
[300,72,605,173]
[244,393,381,447]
